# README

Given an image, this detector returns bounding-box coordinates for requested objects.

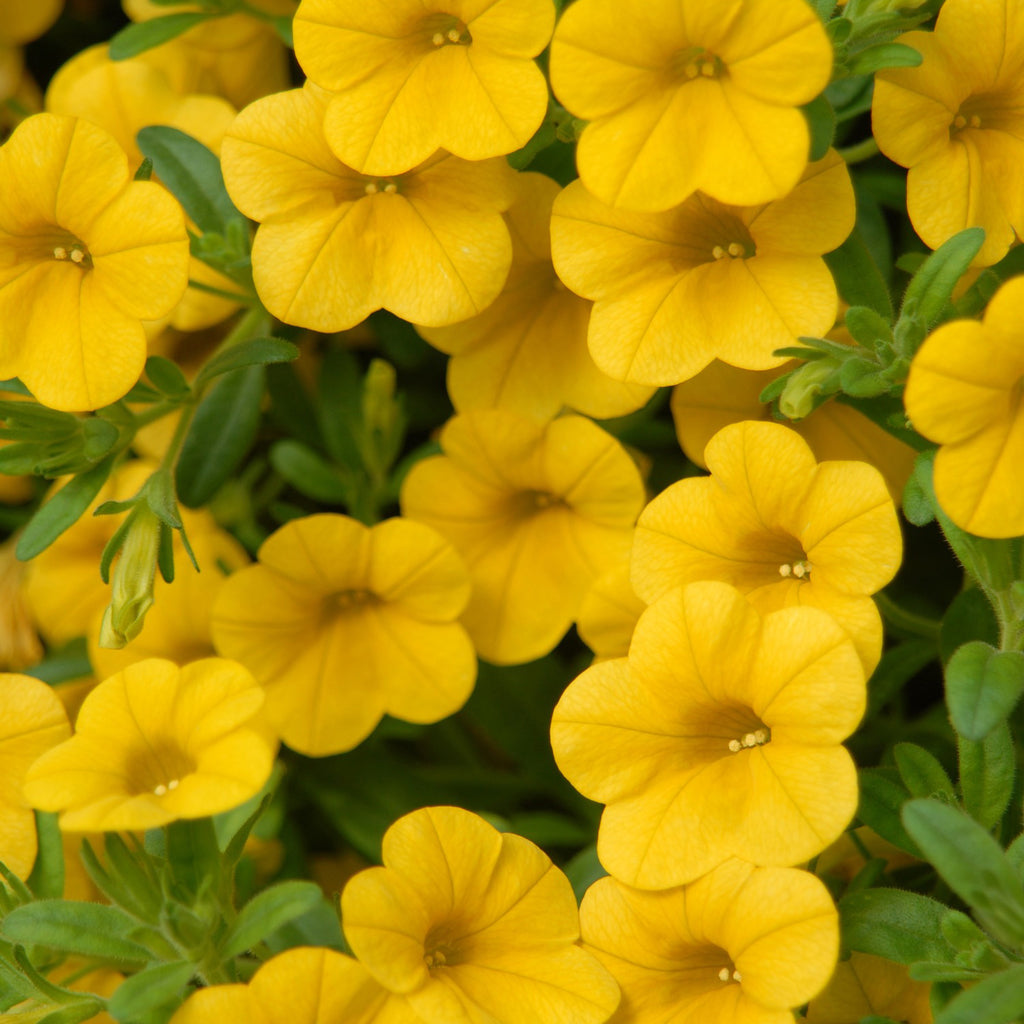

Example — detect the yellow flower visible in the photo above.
[0,539,42,672]
[419,172,654,420]
[210,514,477,757]
[632,420,902,672]
[904,275,1024,538]
[0,0,63,45]
[0,673,71,877]
[221,84,517,332]
[577,564,645,663]
[0,114,189,411]
[551,151,854,386]
[873,0,1024,266]
[24,657,275,831]
[552,582,865,889]
[293,0,555,175]
[580,861,838,1024]
[671,359,917,501]
[401,409,646,665]
[805,952,932,1024]
[341,805,620,1024]
[170,947,412,1024]
[549,0,833,212]
[123,0,297,51]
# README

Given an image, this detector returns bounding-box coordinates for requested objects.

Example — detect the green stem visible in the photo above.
[875,592,942,640]
[186,279,254,305]
[837,137,880,164]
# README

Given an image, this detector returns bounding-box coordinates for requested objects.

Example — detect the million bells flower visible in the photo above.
[341,805,621,1024]
[0,113,189,411]
[549,0,833,212]
[23,657,275,831]
[551,581,866,889]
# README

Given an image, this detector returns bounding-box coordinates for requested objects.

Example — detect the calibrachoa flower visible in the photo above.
[670,358,917,501]
[24,657,275,831]
[0,0,63,45]
[221,84,517,332]
[210,514,477,757]
[551,582,865,889]
[577,564,645,663]
[805,952,933,1024]
[401,409,646,665]
[341,805,621,1024]
[904,275,1024,538]
[551,151,855,386]
[873,0,1024,266]
[0,113,189,411]
[580,862,838,1024]
[170,947,411,1024]
[419,172,655,420]
[549,0,833,212]
[293,0,555,175]
[0,673,71,877]
[632,420,902,672]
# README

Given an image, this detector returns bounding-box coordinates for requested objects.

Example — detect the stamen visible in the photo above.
[717,968,731,982]
[685,64,700,79]
[732,970,742,982]
[700,63,715,76]
[779,560,811,579]
[727,242,745,257]
[970,114,981,128]
[365,182,379,195]
[432,31,445,45]
[447,27,461,42]
[729,729,770,752]
[953,114,967,129]
[168,779,179,790]
[69,247,85,264]
[154,784,167,796]
[712,245,726,260]
[728,739,742,753]
[383,182,398,194]
[53,246,67,260]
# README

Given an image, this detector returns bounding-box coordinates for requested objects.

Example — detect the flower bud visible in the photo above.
[99,506,161,649]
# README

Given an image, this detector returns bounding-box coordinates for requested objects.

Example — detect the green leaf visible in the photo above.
[268,440,352,505]
[106,961,194,1023]
[802,93,835,161]
[26,812,64,900]
[825,230,894,319]
[1,902,152,962]
[894,743,955,800]
[845,305,893,347]
[108,12,212,59]
[903,798,1024,946]
[900,228,986,331]
[145,356,190,398]
[102,833,162,921]
[902,456,935,526]
[165,818,221,901]
[847,42,922,77]
[16,455,117,561]
[840,888,955,964]
[941,588,999,665]
[933,964,1024,1024]
[134,157,154,181]
[176,364,264,507]
[1006,832,1024,878]
[959,725,1016,830]
[36,1003,106,1024]
[194,337,299,388]
[857,768,921,856]
[908,963,984,983]
[220,881,325,958]
[136,126,240,236]
[946,642,1024,740]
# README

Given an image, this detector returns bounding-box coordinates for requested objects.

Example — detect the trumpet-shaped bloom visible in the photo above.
[170,947,414,1024]
[873,0,1024,266]
[294,0,555,175]
[670,359,917,501]
[210,514,477,757]
[552,582,865,888]
[420,172,654,420]
[401,409,646,665]
[342,805,620,1024]
[0,0,63,45]
[0,539,42,672]
[221,85,516,332]
[632,420,902,672]
[580,862,838,1024]
[24,657,275,831]
[549,0,833,212]
[577,564,645,663]
[904,275,1024,538]
[0,673,71,877]
[0,114,189,411]
[805,952,933,1024]
[551,151,854,386]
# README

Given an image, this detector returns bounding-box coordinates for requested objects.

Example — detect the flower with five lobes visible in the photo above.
[549,0,833,212]
[872,0,1024,267]
[220,84,517,332]
[341,805,621,1024]
[550,150,855,386]
[0,673,71,878]
[23,657,276,831]
[632,420,902,673]
[293,0,555,175]
[904,275,1024,539]
[210,514,477,757]
[552,581,866,889]
[0,113,189,411]
[400,409,647,665]
[580,861,839,1024]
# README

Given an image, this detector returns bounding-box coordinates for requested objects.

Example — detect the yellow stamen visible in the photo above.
[953,114,967,129]
[729,728,770,753]
[685,64,700,79]
[727,242,745,257]
[53,246,67,260]
[447,27,461,42]
[69,247,85,264]
[712,245,726,260]
[365,182,379,195]
[732,970,742,983]
[728,739,742,753]
[717,968,731,982]
[779,560,811,579]
[970,114,982,128]
[700,62,715,76]
[383,182,398,194]
[432,31,445,45]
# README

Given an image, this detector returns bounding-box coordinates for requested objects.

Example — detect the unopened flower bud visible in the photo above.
[99,506,161,649]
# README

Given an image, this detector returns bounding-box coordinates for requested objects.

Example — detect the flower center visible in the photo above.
[727,727,771,754]
[672,46,726,81]
[126,743,195,798]
[711,241,751,260]
[421,13,472,48]
[951,91,1024,135]
[52,239,91,268]
[778,559,812,579]
[509,489,567,519]
[716,965,742,983]
[323,589,378,618]
[364,179,400,195]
